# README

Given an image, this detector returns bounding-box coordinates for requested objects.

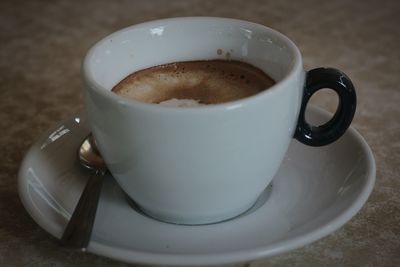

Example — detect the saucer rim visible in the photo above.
[18,106,376,266]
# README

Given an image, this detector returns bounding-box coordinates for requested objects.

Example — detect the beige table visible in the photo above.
[1,0,399,266]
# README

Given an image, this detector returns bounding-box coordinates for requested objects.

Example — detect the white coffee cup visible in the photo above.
[82,17,356,225]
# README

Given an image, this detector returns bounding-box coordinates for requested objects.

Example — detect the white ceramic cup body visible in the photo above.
[83,17,305,224]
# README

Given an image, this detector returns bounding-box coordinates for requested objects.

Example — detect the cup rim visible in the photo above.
[82,16,303,112]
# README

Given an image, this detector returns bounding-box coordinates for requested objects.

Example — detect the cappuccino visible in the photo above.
[112,60,275,105]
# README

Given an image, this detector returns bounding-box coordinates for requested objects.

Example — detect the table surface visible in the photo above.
[1,0,399,266]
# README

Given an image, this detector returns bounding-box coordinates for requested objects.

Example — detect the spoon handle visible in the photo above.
[60,173,104,249]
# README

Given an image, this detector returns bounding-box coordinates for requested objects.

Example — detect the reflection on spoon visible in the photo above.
[60,134,107,250]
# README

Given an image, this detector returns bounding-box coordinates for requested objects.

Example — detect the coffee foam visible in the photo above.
[159,98,205,107]
[112,60,275,105]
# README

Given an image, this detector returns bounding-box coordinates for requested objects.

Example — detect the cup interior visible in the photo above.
[84,17,301,93]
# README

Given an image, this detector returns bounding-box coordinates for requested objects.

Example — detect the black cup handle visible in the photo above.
[294,67,357,146]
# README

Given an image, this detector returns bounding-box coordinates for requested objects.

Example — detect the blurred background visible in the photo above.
[1,0,399,266]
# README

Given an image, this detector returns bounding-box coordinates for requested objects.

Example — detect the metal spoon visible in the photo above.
[60,134,107,250]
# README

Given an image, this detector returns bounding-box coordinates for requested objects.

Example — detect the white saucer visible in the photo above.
[18,106,375,266]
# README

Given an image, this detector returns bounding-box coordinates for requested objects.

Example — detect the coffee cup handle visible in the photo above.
[294,67,357,146]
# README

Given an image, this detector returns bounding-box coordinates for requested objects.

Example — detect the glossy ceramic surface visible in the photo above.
[18,106,375,266]
[83,17,305,224]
